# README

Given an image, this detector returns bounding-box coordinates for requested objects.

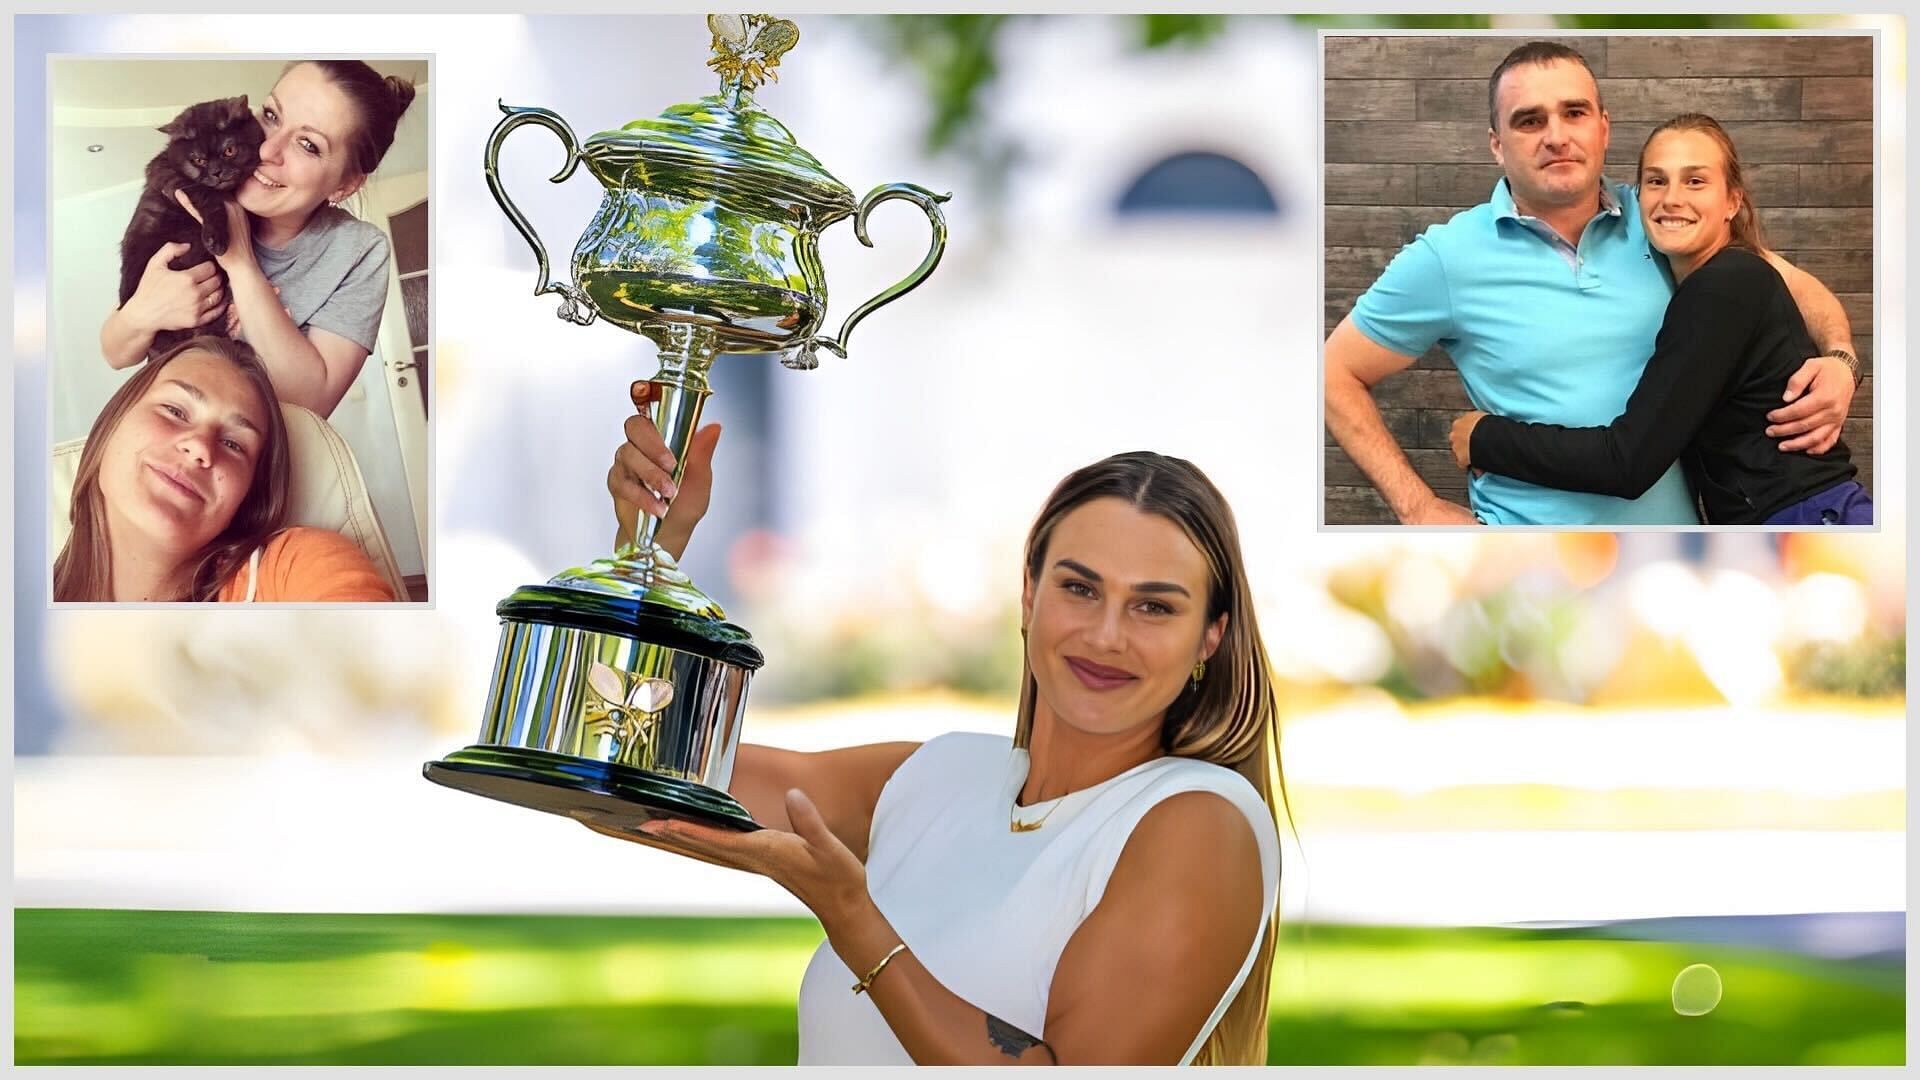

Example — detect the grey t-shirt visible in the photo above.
[251,204,392,353]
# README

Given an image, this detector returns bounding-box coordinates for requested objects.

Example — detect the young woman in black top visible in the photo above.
[1449,114,1870,525]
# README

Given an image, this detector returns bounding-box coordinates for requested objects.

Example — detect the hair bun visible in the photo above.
[384,74,418,115]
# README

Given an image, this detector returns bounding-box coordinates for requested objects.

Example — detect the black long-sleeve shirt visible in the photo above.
[1469,246,1856,524]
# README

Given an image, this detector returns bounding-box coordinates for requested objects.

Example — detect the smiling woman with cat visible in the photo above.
[101,60,416,418]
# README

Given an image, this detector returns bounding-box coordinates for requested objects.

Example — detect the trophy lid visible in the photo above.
[579,15,856,222]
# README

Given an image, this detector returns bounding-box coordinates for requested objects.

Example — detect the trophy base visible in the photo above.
[424,745,761,832]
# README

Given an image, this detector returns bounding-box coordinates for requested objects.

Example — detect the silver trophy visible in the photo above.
[425,14,949,830]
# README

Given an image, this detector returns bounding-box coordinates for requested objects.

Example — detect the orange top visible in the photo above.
[215,527,396,602]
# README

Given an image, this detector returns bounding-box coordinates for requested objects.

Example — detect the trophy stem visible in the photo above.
[633,323,721,556]
[551,323,725,615]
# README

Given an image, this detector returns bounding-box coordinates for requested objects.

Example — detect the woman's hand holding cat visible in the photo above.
[173,191,258,274]
[130,242,225,332]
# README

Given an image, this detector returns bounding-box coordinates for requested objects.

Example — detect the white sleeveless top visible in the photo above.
[795,732,1280,1065]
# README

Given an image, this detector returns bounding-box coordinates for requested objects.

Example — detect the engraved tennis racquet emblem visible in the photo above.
[583,661,676,768]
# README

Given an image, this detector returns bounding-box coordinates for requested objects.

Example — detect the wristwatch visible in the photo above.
[1825,347,1861,381]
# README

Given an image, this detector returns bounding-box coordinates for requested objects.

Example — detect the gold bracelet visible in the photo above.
[851,941,908,995]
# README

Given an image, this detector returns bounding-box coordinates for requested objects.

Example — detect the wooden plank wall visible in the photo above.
[1322,35,1876,525]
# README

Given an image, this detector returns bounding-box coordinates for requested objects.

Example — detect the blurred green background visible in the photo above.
[16,909,1902,1065]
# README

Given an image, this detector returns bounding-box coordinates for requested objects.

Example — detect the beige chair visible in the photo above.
[51,402,407,599]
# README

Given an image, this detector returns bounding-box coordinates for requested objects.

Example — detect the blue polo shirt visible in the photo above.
[1351,178,1700,525]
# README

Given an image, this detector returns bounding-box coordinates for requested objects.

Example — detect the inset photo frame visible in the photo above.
[49,55,432,602]
[1320,33,1876,529]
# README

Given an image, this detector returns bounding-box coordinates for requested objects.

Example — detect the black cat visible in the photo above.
[117,95,264,358]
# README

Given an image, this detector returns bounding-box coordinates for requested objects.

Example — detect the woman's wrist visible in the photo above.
[119,290,159,333]
[821,889,895,968]
[223,253,267,291]
[222,242,260,276]
[655,518,693,562]
[228,265,302,350]
[102,303,157,367]
[851,942,908,995]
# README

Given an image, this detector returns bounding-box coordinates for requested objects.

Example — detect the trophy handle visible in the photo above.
[798,183,951,364]
[484,101,597,327]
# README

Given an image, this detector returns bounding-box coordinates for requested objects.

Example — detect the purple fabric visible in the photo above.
[1763,480,1873,526]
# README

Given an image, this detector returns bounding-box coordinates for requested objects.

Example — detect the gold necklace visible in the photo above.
[1009,793,1066,833]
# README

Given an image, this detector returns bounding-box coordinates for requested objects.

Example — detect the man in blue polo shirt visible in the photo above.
[1324,41,1858,525]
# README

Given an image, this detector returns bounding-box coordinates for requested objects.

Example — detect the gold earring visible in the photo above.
[1190,660,1206,689]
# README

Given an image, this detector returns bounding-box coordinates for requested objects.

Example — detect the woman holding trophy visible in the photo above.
[600,398,1286,1065]
[432,15,1279,1062]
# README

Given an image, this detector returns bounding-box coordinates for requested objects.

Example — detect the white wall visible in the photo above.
[49,179,143,445]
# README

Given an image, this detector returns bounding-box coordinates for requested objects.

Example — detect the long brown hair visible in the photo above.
[1013,451,1291,1065]
[1639,112,1765,252]
[53,336,291,601]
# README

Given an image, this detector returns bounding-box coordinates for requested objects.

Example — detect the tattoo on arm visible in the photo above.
[985,1013,1053,1062]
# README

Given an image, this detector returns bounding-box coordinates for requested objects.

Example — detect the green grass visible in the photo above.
[13,910,1903,1065]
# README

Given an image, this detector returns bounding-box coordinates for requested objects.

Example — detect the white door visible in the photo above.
[372,186,431,567]
[354,146,431,593]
